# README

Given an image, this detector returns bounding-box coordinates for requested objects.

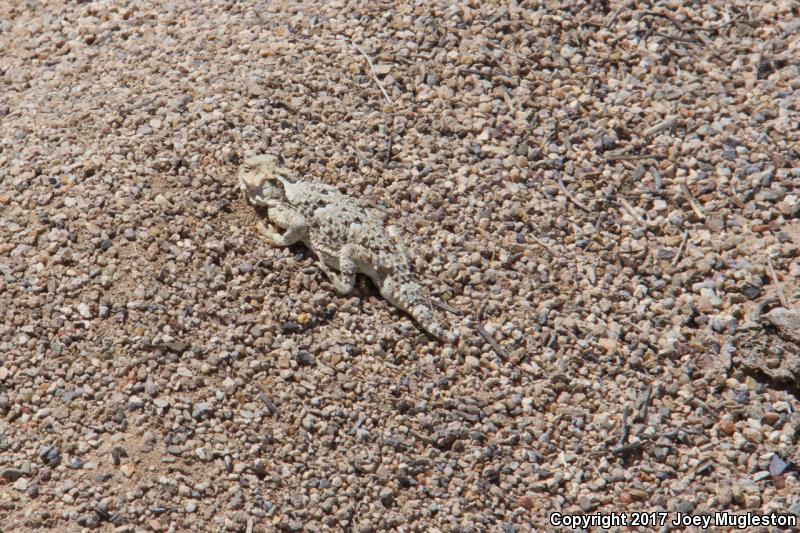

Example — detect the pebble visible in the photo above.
[77,303,92,319]
[0,468,24,482]
[578,495,595,512]
[464,355,480,369]
[40,446,61,467]
[192,403,211,420]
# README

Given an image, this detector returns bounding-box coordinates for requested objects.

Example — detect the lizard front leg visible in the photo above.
[257,206,307,246]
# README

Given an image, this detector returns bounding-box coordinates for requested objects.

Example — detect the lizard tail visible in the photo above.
[380,274,458,343]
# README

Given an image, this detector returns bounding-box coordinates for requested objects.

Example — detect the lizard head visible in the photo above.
[238,155,291,206]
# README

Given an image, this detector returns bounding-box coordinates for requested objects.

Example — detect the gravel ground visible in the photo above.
[1,0,800,531]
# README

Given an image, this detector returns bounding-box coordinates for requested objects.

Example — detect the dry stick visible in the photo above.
[474,305,509,360]
[766,256,789,308]
[606,153,666,162]
[481,38,537,67]
[511,236,554,257]
[618,407,630,447]
[503,90,515,115]
[635,386,653,423]
[385,124,394,165]
[642,10,712,48]
[689,397,717,415]
[643,116,678,139]
[528,235,554,254]
[618,197,645,226]
[606,5,624,28]
[253,383,279,416]
[654,32,700,45]
[672,229,689,267]
[557,175,591,212]
[642,10,686,32]
[482,8,508,28]
[431,298,464,316]
[352,43,393,105]
[679,181,706,219]
[610,440,644,457]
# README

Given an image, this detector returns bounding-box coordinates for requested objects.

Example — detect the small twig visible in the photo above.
[503,90,515,115]
[606,5,624,28]
[641,10,686,32]
[672,229,689,267]
[654,32,700,45]
[511,235,554,257]
[557,175,591,212]
[753,296,781,320]
[349,413,366,435]
[611,440,644,457]
[618,197,645,226]
[474,304,509,360]
[676,425,707,437]
[254,383,279,416]
[578,170,602,179]
[595,212,608,230]
[679,181,706,219]
[618,407,630,447]
[351,43,393,105]
[385,125,394,166]
[643,116,678,139]
[460,67,492,77]
[635,387,653,423]
[641,9,715,50]
[689,397,717,415]
[482,8,508,28]
[431,298,464,316]
[606,153,666,162]
[767,257,789,308]
[481,38,537,67]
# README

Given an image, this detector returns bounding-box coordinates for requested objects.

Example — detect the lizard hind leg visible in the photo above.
[317,259,356,295]
[316,244,359,295]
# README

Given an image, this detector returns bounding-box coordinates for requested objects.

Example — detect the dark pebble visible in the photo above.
[40,446,61,467]
[0,468,25,481]
[295,350,315,366]
[76,515,99,528]
[282,322,302,333]
[742,285,760,300]
[192,402,211,420]
[674,500,694,513]
[769,454,790,477]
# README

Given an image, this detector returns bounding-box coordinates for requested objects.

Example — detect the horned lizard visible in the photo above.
[238,155,458,342]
